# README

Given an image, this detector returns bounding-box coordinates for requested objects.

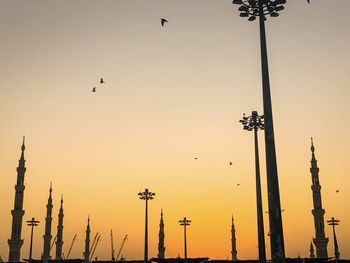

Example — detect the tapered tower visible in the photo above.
[310,138,328,258]
[43,184,54,263]
[310,242,315,258]
[157,208,165,259]
[8,137,27,262]
[83,216,91,263]
[231,214,237,260]
[55,196,64,260]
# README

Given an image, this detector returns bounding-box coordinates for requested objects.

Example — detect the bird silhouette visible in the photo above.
[100,78,105,84]
[92,87,96,92]
[336,190,339,193]
[237,184,240,186]
[194,157,198,160]
[307,0,310,3]
[161,18,168,27]
[229,162,233,165]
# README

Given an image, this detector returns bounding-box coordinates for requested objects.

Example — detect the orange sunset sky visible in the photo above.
[0,0,349,261]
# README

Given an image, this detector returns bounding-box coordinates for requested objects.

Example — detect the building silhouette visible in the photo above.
[310,242,315,258]
[8,137,27,262]
[157,208,165,259]
[310,138,328,258]
[83,216,91,263]
[43,184,54,263]
[231,215,237,260]
[56,196,64,260]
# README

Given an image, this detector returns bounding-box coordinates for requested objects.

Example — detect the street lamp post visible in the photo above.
[232,1,287,262]
[240,111,266,263]
[327,217,340,263]
[179,217,191,261]
[138,188,155,263]
[27,217,40,263]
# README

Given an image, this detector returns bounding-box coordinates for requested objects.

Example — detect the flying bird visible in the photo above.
[237,184,240,186]
[92,87,96,92]
[229,162,233,165]
[194,157,198,160]
[100,78,105,84]
[161,18,168,27]
[336,190,339,193]
[307,0,310,3]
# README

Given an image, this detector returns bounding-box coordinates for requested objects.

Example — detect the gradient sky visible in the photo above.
[0,0,350,261]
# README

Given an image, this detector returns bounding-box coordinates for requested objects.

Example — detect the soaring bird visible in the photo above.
[336,190,339,193]
[100,78,105,84]
[161,18,168,27]
[194,157,198,160]
[229,162,233,165]
[92,87,96,92]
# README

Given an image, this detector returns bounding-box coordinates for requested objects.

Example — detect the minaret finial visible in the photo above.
[60,194,63,205]
[311,137,315,153]
[49,182,52,194]
[21,136,25,152]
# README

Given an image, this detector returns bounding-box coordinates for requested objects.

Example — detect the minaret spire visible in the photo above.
[310,241,315,258]
[42,183,54,263]
[55,195,64,259]
[157,208,165,259]
[8,137,27,262]
[310,138,328,258]
[83,216,91,263]
[231,214,237,260]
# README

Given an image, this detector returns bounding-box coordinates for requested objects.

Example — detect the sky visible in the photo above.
[0,0,350,261]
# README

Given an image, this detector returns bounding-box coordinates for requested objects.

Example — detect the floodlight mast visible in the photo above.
[232,1,287,263]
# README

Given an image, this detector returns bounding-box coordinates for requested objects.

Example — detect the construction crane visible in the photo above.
[89,234,101,262]
[115,235,128,261]
[111,230,115,261]
[90,233,99,253]
[50,234,57,252]
[66,234,77,259]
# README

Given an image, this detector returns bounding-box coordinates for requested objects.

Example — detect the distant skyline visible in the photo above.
[0,0,349,261]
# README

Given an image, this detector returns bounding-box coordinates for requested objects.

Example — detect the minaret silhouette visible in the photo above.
[157,208,165,259]
[55,195,64,259]
[231,214,237,260]
[43,183,54,263]
[83,216,91,263]
[310,242,315,258]
[8,137,27,262]
[310,138,328,258]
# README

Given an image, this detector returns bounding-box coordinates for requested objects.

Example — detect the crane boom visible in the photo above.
[66,234,77,259]
[116,235,128,261]
[50,235,57,252]
[89,235,101,262]
[90,233,99,252]
[111,230,115,261]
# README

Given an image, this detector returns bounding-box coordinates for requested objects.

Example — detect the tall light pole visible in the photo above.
[138,188,155,263]
[179,217,191,261]
[327,217,340,263]
[27,217,40,263]
[240,111,266,263]
[232,1,287,262]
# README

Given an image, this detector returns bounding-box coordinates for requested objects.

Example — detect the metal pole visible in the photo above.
[254,116,266,263]
[29,224,34,263]
[258,1,285,262]
[184,224,187,261]
[145,194,148,263]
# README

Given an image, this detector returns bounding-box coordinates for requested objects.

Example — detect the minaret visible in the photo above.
[310,242,315,258]
[83,216,91,263]
[8,137,27,262]
[157,208,165,259]
[42,183,54,263]
[310,138,328,258]
[231,214,237,260]
[55,195,64,260]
